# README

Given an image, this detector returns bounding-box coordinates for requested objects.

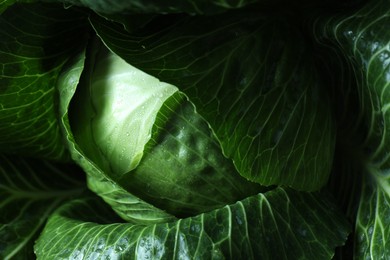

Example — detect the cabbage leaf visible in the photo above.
[2,0,390,258]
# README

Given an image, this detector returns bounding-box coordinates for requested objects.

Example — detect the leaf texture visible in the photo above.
[0,3,88,160]
[312,0,390,258]
[35,188,350,260]
[0,155,85,260]
[90,12,335,191]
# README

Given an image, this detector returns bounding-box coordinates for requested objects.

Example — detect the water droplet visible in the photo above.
[368,226,374,236]
[235,215,243,225]
[136,236,165,259]
[298,227,308,237]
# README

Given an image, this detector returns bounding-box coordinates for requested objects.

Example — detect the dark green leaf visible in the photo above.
[0,3,89,160]
[87,174,177,224]
[312,0,390,258]
[0,155,85,260]
[90,12,335,191]
[47,0,259,15]
[118,91,268,217]
[35,187,350,259]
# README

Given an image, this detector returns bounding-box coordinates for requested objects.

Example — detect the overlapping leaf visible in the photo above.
[117,91,268,217]
[56,40,179,224]
[0,1,378,259]
[90,12,335,191]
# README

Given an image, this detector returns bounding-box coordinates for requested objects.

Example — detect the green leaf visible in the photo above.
[35,187,350,259]
[312,0,390,258]
[57,39,179,223]
[118,91,268,217]
[0,0,15,14]
[45,0,363,16]
[87,174,177,224]
[1,0,40,14]
[0,155,85,260]
[70,45,178,179]
[90,12,335,191]
[47,0,259,15]
[0,3,89,160]
[69,43,265,217]
[356,171,390,259]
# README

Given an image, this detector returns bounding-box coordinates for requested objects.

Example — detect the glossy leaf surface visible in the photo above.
[35,188,350,259]
[312,0,390,258]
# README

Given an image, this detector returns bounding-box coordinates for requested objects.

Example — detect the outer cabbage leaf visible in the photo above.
[0,155,85,260]
[0,3,88,160]
[118,91,268,217]
[46,0,259,15]
[312,0,390,258]
[35,187,350,260]
[44,0,365,16]
[87,174,177,224]
[90,12,335,191]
